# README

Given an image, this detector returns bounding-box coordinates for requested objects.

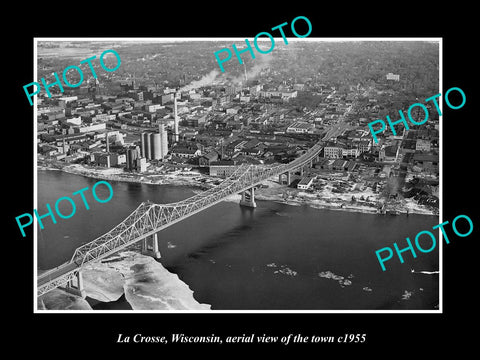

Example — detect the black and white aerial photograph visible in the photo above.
[8,5,478,355]
[33,38,441,311]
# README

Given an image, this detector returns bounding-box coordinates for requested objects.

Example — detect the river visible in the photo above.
[37,170,440,310]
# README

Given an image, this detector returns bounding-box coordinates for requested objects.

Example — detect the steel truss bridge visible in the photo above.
[37,142,323,297]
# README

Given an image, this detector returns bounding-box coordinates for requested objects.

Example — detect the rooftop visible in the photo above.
[298,176,315,185]
[413,153,438,162]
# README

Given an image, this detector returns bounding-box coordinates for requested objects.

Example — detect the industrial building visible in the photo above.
[297,176,315,190]
[125,145,147,172]
[209,160,237,178]
[141,132,151,159]
[126,146,139,171]
[141,123,169,160]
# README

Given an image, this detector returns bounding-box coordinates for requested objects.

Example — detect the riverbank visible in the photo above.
[38,161,436,217]
[38,161,215,190]
[220,178,436,216]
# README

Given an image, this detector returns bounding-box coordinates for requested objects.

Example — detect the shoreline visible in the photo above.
[38,162,212,190]
[38,162,437,217]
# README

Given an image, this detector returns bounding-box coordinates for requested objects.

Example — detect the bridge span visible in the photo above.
[37,141,323,297]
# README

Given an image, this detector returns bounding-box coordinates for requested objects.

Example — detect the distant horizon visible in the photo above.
[37,39,440,59]
[36,38,441,43]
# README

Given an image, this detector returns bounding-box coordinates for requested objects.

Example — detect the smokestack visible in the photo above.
[63,136,66,161]
[174,92,179,142]
[106,132,110,153]
[243,63,248,83]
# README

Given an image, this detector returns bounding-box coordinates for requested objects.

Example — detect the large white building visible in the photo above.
[297,176,315,190]
[386,73,400,81]
[66,117,82,126]
[76,122,106,133]
[286,121,314,134]
[324,144,360,159]
[323,145,343,159]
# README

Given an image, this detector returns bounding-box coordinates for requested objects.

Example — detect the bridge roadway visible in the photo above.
[38,262,78,288]
[37,141,324,296]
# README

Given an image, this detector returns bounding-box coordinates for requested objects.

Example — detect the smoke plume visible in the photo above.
[179,52,273,92]
[230,53,273,85]
[180,69,220,92]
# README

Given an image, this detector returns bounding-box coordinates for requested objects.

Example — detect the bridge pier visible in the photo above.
[64,270,86,298]
[278,171,291,185]
[142,233,161,259]
[240,187,257,208]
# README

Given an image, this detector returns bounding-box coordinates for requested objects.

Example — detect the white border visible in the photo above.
[33,37,443,314]
[438,39,443,314]
[34,38,38,312]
